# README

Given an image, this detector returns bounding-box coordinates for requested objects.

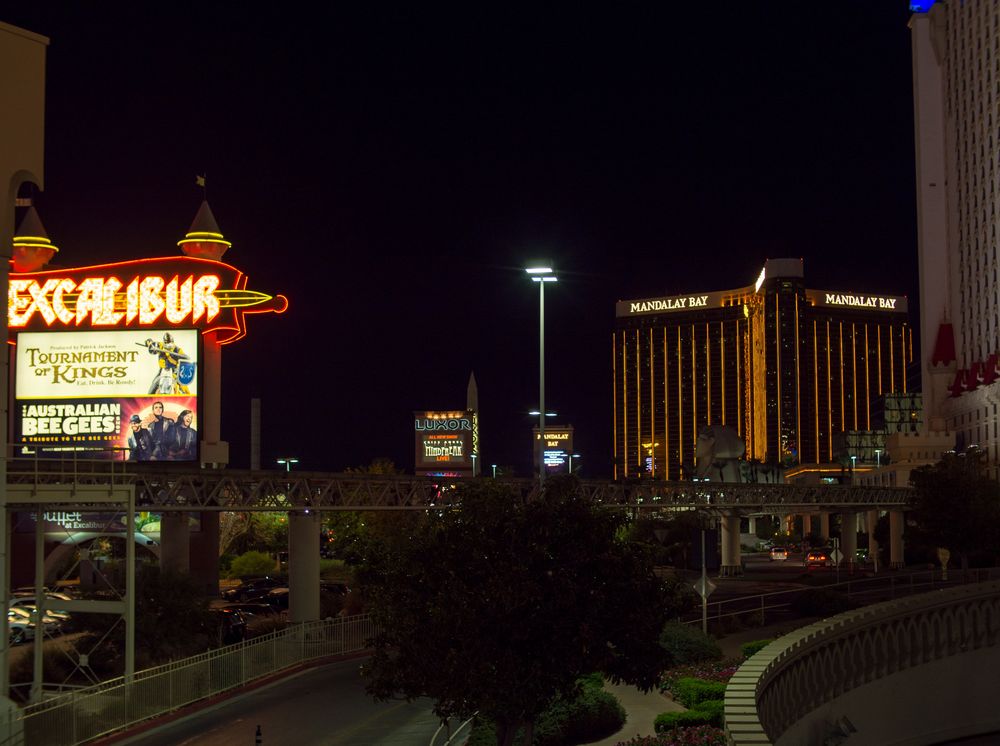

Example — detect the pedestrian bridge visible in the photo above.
[726,579,1000,745]
[3,462,914,512]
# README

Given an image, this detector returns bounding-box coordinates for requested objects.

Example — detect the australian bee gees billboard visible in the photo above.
[15,329,199,461]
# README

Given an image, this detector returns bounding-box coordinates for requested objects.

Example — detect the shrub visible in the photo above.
[654,710,717,731]
[536,685,625,746]
[467,674,625,746]
[659,621,721,665]
[616,726,728,745]
[230,550,277,578]
[659,660,740,692]
[790,588,855,617]
[740,639,774,658]
[692,697,724,725]
[667,677,726,709]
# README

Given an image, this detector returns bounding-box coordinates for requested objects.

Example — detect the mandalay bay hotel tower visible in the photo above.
[613,259,913,481]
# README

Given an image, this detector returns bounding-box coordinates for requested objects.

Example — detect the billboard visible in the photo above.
[15,329,200,461]
[9,256,288,343]
[414,410,476,475]
[533,425,574,475]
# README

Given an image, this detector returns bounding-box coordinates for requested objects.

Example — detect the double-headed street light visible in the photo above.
[526,264,557,483]
[276,457,299,472]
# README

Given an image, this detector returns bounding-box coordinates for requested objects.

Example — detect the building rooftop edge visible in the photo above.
[0,21,51,46]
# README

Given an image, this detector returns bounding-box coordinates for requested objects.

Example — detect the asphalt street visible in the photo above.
[114,658,453,746]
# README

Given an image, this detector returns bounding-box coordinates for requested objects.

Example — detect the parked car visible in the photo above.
[263,587,290,610]
[9,617,34,645]
[7,608,61,643]
[320,582,350,596]
[220,602,277,618]
[769,546,788,561]
[805,548,835,567]
[222,576,285,602]
[211,608,248,645]
[10,594,73,619]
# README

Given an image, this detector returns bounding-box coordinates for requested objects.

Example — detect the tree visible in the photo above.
[230,549,278,578]
[909,449,1000,569]
[224,512,289,556]
[346,457,404,475]
[359,476,691,746]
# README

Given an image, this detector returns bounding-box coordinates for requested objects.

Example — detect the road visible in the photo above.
[115,658,455,746]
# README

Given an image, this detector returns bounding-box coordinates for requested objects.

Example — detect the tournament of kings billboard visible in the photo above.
[15,329,200,461]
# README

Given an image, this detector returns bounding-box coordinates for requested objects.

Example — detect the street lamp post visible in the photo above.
[526,265,557,484]
[471,453,478,478]
[491,464,497,479]
[276,457,299,472]
[568,454,580,474]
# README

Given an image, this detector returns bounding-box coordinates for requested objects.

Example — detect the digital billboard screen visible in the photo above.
[533,426,574,475]
[15,329,200,461]
[414,410,475,474]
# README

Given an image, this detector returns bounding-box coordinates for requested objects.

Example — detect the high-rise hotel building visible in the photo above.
[911,2,1000,477]
[613,259,912,480]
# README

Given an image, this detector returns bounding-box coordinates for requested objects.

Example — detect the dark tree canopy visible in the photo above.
[909,449,1000,567]
[359,476,690,746]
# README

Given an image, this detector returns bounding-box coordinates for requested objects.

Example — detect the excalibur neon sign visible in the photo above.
[8,256,287,344]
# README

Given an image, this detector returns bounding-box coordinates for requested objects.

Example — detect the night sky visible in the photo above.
[5,4,919,477]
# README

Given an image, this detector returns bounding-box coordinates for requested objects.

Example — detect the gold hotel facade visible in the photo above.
[613,259,913,480]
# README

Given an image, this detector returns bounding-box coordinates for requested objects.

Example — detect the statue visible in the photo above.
[695,425,746,482]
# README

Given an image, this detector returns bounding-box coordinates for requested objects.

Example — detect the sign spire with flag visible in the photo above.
[195,173,207,199]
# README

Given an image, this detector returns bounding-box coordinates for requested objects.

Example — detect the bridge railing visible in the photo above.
[681,567,1000,629]
[1,457,915,511]
[725,580,1000,744]
[15,614,376,746]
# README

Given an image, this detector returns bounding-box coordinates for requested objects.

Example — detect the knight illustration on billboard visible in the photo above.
[141,332,195,395]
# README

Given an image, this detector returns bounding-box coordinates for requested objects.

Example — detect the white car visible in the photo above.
[7,607,62,641]
[10,595,73,623]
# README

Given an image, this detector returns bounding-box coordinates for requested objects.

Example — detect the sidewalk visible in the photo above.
[588,617,819,745]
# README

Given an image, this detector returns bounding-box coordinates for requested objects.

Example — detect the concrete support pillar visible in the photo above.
[802,514,814,539]
[288,511,321,622]
[866,509,880,565]
[747,516,757,536]
[840,512,857,570]
[889,510,905,569]
[784,514,794,534]
[190,512,220,596]
[199,332,229,467]
[159,512,190,574]
[719,513,742,577]
[818,513,830,543]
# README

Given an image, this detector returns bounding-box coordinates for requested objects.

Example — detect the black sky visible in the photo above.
[5,4,920,477]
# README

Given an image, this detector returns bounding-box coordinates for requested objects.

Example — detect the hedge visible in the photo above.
[659,621,722,665]
[654,709,717,732]
[667,677,727,709]
[740,638,774,658]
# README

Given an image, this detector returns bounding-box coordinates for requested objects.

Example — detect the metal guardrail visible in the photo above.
[429,712,478,746]
[680,567,1000,629]
[15,614,376,746]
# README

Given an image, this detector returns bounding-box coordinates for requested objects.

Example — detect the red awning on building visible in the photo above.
[932,322,956,366]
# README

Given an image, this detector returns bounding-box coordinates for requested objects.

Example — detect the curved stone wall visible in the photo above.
[725,580,1000,745]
